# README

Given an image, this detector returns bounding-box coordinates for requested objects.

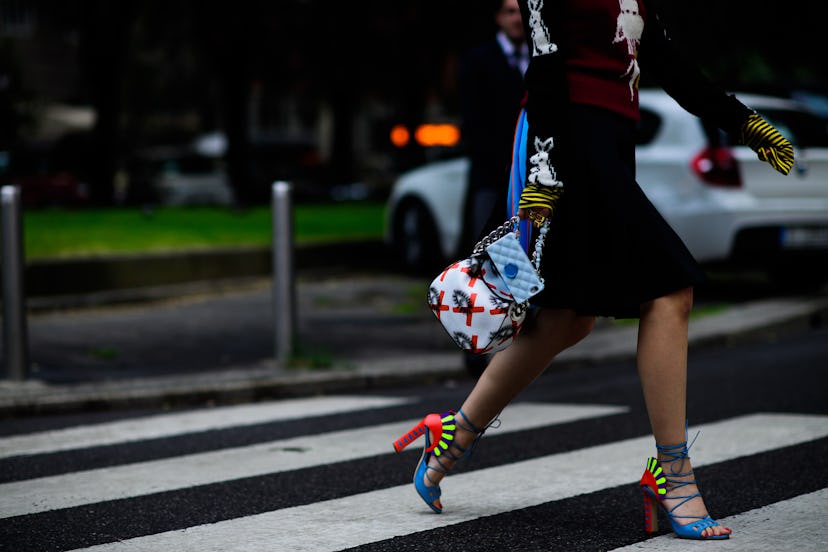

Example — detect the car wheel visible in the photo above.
[392,199,443,273]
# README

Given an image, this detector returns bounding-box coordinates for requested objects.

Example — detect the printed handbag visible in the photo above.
[427,216,548,354]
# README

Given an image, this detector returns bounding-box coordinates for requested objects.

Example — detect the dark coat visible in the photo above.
[459,38,526,246]
[460,38,524,246]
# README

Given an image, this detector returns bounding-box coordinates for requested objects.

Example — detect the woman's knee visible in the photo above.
[532,309,595,348]
[566,315,595,347]
[642,286,694,319]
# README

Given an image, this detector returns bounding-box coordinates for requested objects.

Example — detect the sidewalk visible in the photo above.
[1,272,827,418]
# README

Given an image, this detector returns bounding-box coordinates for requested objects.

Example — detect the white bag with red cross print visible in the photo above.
[428,257,524,354]
[427,218,547,355]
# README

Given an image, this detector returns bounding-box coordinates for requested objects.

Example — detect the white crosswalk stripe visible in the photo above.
[609,488,828,552]
[0,395,413,459]
[0,402,626,518]
[65,412,828,552]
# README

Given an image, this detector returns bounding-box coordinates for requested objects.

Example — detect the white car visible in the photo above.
[386,90,828,285]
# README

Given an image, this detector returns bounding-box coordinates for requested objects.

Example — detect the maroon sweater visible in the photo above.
[565,0,646,120]
[518,0,752,182]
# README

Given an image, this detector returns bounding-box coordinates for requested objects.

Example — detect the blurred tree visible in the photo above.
[192,1,262,206]
[0,38,31,156]
[4,0,823,205]
[296,0,492,176]
[76,0,136,205]
[650,0,826,94]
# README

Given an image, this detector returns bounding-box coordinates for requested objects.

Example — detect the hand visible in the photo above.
[740,113,795,175]
[517,183,562,227]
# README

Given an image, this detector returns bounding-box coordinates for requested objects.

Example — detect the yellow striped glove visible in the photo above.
[518,184,563,226]
[740,113,795,175]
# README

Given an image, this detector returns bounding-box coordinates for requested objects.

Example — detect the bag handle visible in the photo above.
[472,216,550,277]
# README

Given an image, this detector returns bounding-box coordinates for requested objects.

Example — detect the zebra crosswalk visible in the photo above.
[0,402,625,518]
[1,394,827,552]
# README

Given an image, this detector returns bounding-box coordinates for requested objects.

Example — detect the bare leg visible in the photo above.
[423,309,594,510]
[462,310,594,426]
[637,287,731,538]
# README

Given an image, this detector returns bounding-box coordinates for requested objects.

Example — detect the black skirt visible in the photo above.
[528,104,705,318]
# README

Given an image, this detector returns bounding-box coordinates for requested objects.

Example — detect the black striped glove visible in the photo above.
[518,184,563,226]
[740,113,795,175]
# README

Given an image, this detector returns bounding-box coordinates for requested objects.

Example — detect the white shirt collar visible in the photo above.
[496,31,529,76]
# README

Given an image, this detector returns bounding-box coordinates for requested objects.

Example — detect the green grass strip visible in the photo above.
[22,202,387,259]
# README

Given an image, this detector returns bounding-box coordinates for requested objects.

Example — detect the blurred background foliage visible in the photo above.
[0,0,824,209]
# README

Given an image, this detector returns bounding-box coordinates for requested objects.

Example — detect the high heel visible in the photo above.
[393,409,483,513]
[639,433,730,540]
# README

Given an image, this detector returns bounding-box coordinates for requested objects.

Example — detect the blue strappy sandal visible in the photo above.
[393,409,484,513]
[640,432,731,540]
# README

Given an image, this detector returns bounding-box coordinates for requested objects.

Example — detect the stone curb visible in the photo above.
[0,355,467,418]
[24,240,387,298]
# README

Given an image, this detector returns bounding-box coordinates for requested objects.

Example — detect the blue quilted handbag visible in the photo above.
[427,217,548,354]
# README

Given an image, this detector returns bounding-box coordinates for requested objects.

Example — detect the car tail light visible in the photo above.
[691,146,742,188]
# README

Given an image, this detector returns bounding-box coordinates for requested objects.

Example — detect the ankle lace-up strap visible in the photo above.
[656,429,700,474]
[656,429,704,518]
[457,409,502,435]
[445,409,501,462]
[456,409,483,434]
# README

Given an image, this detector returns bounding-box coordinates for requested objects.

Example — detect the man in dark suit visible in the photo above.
[459,0,527,252]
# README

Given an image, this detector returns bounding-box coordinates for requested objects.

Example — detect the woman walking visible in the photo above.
[393,0,794,541]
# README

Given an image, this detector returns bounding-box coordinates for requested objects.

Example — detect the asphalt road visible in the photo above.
[1,323,826,551]
[23,274,458,384]
[20,266,822,385]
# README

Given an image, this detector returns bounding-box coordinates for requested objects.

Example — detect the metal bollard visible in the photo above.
[1,185,30,380]
[271,181,295,366]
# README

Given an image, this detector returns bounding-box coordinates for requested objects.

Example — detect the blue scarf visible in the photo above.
[506,107,531,252]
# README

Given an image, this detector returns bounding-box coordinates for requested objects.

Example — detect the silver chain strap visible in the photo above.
[472,216,549,277]
[472,216,520,255]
